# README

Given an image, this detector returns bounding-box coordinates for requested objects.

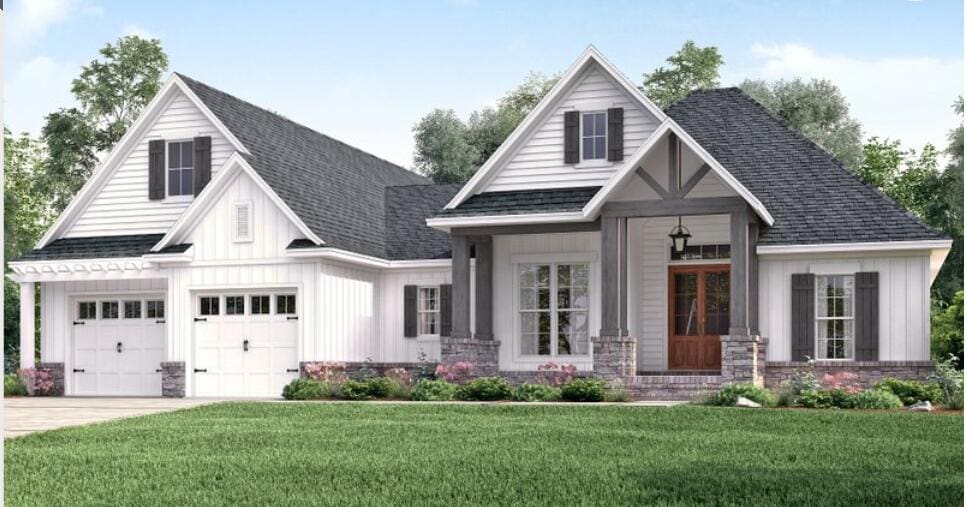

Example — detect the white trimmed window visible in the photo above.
[581,112,606,160]
[816,274,854,359]
[233,201,252,242]
[418,287,440,336]
[518,263,590,356]
[167,140,194,197]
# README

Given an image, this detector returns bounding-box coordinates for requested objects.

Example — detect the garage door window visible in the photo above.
[226,296,245,315]
[78,301,97,320]
[251,295,270,315]
[200,296,220,316]
[146,300,165,319]
[124,301,142,319]
[277,294,296,315]
[102,301,119,319]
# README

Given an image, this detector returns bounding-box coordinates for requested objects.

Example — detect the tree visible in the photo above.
[41,35,168,211]
[932,291,964,366]
[642,41,724,108]
[740,78,864,170]
[413,73,557,183]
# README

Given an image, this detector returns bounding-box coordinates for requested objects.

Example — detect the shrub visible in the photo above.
[511,383,561,402]
[560,378,606,402]
[928,355,964,408]
[384,368,414,399]
[456,377,512,401]
[797,390,833,409]
[821,372,862,394]
[875,378,943,406]
[340,380,373,400]
[303,362,349,384]
[4,374,27,396]
[282,378,331,400]
[362,377,394,398]
[604,384,631,403]
[785,360,822,394]
[410,379,457,401]
[536,362,577,386]
[435,361,475,383]
[704,383,775,407]
[828,389,857,409]
[853,389,903,410]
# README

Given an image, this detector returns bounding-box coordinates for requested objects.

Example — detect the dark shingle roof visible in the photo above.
[177,73,429,258]
[666,88,947,245]
[437,187,601,217]
[385,184,462,260]
[17,234,166,261]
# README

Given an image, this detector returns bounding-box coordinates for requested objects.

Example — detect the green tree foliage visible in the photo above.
[932,291,964,366]
[642,40,724,108]
[41,36,168,211]
[739,78,864,170]
[413,73,557,183]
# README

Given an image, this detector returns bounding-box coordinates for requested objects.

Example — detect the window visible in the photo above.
[816,275,855,360]
[670,244,731,261]
[101,301,119,319]
[233,202,252,242]
[581,112,606,160]
[519,263,590,356]
[123,300,142,319]
[225,296,245,315]
[200,296,219,316]
[417,287,440,336]
[78,301,97,320]
[146,300,165,319]
[167,140,194,197]
[276,294,297,315]
[251,295,270,315]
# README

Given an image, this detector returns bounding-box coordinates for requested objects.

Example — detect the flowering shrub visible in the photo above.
[536,362,577,387]
[17,367,56,396]
[384,368,414,398]
[4,374,28,396]
[303,362,349,384]
[821,372,862,394]
[435,361,475,383]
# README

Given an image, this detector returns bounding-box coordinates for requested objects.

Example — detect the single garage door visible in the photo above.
[193,291,299,397]
[72,295,166,396]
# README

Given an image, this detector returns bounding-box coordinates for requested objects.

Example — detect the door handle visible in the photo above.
[73,368,85,373]
[116,342,123,353]
[243,339,249,352]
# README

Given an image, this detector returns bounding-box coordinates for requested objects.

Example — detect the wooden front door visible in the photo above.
[668,265,730,370]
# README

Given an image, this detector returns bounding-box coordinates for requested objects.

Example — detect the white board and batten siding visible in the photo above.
[759,253,932,362]
[483,64,661,193]
[65,90,235,238]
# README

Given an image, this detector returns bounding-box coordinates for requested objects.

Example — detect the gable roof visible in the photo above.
[666,88,947,246]
[385,184,462,260]
[17,234,166,262]
[436,187,600,218]
[175,73,429,258]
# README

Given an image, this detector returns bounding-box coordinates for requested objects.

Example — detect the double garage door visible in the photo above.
[72,295,166,396]
[193,291,299,397]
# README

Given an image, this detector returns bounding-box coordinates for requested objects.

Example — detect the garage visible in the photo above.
[192,291,299,397]
[72,295,166,396]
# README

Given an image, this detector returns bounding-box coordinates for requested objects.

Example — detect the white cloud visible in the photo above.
[5,55,77,135]
[8,0,78,45]
[122,23,157,40]
[736,43,962,152]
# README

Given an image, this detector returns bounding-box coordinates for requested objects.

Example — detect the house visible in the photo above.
[11,47,950,399]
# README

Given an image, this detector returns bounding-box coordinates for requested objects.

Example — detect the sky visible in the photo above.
[4,0,964,168]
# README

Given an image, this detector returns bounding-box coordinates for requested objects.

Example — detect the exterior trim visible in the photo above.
[427,211,589,230]
[757,239,952,255]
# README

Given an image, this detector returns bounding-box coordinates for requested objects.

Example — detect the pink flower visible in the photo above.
[536,362,576,386]
[821,372,861,394]
[303,361,348,384]
[435,361,475,383]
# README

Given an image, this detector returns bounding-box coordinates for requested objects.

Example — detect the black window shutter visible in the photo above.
[148,139,166,200]
[439,284,452,337]
[607,107,624,161]
[564,111,580,164]
[193,136,212,196]
[403,285,418,338]
[854,272,879,361]
[791,273,815,361]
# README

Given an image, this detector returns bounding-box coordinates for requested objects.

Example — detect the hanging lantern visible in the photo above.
[669,217,691,254]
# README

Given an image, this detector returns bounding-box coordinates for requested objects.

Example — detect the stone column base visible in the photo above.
[36,362,65,396]
[593,335,637,380]
[440,337,500,377]
[161,361,186,397]
[720,335,767,386]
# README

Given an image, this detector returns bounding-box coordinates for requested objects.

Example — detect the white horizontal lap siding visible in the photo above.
[65,91,234,238]
[485,66,660,192]
[759,253,931,361]
[315,263,379,362]
[494,232,599,371]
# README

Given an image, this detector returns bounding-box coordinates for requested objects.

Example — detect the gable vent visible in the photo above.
[234,201,252,242]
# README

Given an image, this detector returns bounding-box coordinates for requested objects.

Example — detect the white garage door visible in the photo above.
[193,291,299,397]
[72,296,166,396]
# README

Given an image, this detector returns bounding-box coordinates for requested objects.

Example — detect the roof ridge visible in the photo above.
[174,72,422,178]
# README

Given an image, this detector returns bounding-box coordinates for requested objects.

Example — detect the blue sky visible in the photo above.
[5,0,964,167]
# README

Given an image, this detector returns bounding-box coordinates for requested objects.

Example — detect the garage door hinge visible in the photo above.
[286,368,299,373]
[72,368,85,373]
[72,321,86,325]
[194,317,207,322]
[155,319,166,324]
[194,368,207,373]
[287,316,299,321]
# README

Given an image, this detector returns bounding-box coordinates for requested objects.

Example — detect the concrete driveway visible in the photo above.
[4,397,218,439]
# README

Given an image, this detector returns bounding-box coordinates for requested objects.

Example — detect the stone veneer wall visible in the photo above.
[764,361,934,388]
[439,338,500,376]
[592,335,637,379]
[299,361,438,378]
[720,335,767,386]
[626,374,721,401]
[161,361,186,397]
[36,362,65,396]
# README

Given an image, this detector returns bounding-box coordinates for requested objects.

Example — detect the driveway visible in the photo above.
[4,397,218,438]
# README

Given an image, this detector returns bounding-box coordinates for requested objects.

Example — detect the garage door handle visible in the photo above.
[194,368,207,373]
[73,321,86,326]
[194,317,207,322]
[116,342,123,353]
[243,339,249,352]
[73,368,85,373]
[287,316,298,321]
[286,368,299,373]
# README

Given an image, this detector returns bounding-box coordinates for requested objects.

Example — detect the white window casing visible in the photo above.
[815,274,855,360]
[418,286,441,337]
[233,200,253,243]
[516,261,591,357]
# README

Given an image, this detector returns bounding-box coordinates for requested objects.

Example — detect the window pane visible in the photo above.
[251,295,270,314]
[182,141,194,168]
[102,301,119,319]
[594,112,605,134]
[200,297,219,316]
[582,138,593,159]
[519,288,537,310]
[583,113,593,133]
[78,302,97,320]
[226,296,245,315]
[181,169,193,196]
[594,136,605,159]
[123,301,142,319]
[168,143,180,168]
[537,266,550,286]
[276,295,296,314]
[168,170,180,196]
[146,300,165,319]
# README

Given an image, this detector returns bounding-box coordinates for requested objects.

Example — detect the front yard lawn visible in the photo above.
[4,403,963,505]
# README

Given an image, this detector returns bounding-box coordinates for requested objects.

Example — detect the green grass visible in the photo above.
[4,403,963,506]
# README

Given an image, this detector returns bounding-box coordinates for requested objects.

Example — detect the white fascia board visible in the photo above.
[756,239,953,255]
[285,247,389,268]
[425,211,589,231]
[386,259,452,269]
[443,45,668,211]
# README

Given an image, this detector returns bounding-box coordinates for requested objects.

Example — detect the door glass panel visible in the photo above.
[673,273,698,335]
[704,271,730,335]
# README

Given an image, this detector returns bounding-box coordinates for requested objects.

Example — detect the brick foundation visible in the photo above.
[626,374,721,401]
[593,335,637,379]
[440,337,500,376]
[765,361,934,388]
[36,362,65,396]
[721,335,767,386]
[161,361,186,397]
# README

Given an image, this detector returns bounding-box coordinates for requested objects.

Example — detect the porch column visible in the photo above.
[595,215,635,379]
[600,216,620,336]
[723,206,766,386]
[451,235,472,339]
[19,282,36,370]
[748,221,760,335]
[473,236,493,340]
[729,207,749,335]
[618,217,629,336]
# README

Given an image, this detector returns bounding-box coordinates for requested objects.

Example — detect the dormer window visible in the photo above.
[581,112,607,160]
[167,140,194,197]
